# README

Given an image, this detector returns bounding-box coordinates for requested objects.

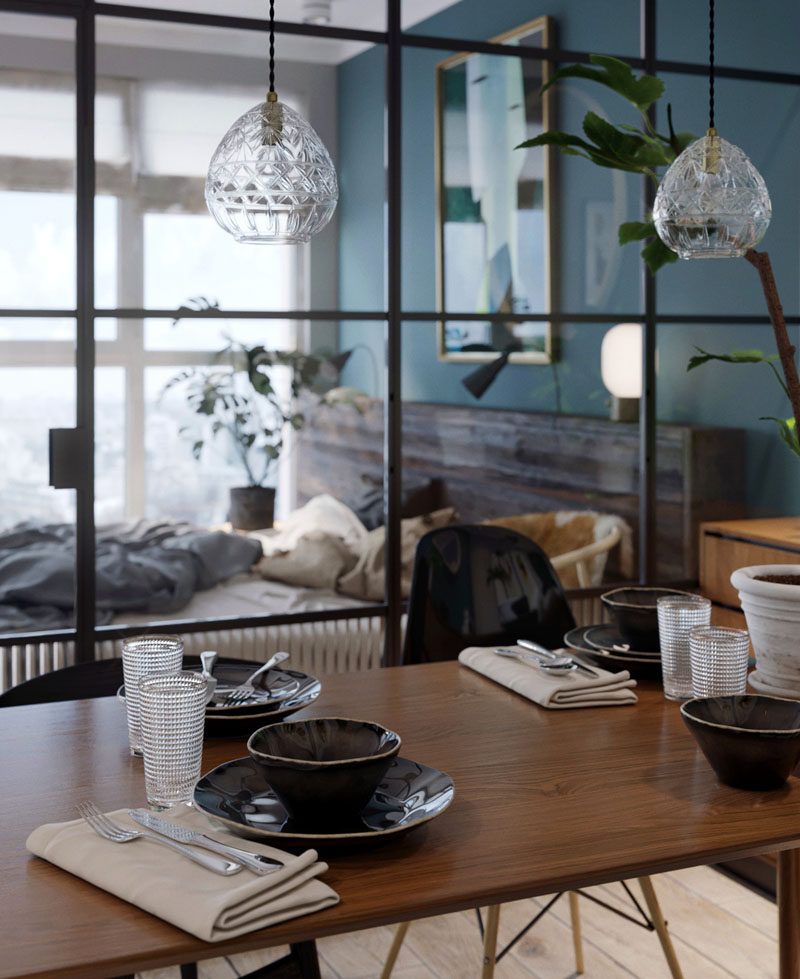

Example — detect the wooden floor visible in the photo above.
[137,866,777,978]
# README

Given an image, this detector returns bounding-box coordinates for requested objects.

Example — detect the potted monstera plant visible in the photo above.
[164,304,328,530]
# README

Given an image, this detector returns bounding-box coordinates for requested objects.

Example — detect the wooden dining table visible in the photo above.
[4,659,800,979]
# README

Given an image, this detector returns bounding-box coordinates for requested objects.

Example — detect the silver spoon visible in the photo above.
[516,638,601,677]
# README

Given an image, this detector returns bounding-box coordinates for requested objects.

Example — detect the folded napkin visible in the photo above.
[458,645,638,708]
[26,805,339,942]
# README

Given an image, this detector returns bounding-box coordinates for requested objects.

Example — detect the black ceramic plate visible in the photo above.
[193,755,455,848]
[564,625,662,671]
[119,669,321,738]
[203,671,321,737]
[583,624,661,659]
[200,665,302,714]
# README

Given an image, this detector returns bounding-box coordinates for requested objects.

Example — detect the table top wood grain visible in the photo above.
[3,660,800,979]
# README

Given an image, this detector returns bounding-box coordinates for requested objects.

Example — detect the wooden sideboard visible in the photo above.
[298,398,747,582]
[700,516,800,626]
[699,515,800,899]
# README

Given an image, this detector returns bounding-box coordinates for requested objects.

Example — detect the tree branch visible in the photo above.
[745,248,800,438]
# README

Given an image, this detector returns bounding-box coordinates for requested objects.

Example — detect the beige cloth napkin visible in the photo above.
[458,645,638,708]
[26,805,339,942]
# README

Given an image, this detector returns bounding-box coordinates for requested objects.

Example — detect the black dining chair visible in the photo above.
[380,524,683,979]
[0,654,322,979]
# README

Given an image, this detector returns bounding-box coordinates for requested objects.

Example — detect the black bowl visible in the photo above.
[247,717,401,827]
[600,586,696,651]
[680,695,800,790]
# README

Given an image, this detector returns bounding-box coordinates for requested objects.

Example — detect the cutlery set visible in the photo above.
[495,639,602,678]
[78,801,283,876]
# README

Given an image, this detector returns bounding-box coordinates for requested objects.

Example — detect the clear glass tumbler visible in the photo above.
[689,625,750,698]
[138,671,208,810]
[657,595,712,700]
[121,634,183,756]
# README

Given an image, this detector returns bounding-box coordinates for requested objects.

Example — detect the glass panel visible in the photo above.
[0,364,76,530]
[96,14,338,312]
[0,14,76,310]
[95,366,126,524]
[655,74,800,317]
[655,320,796,527]
[143,212,296,312]
[98,0,387,50]
[95,195,118,315]
[407,0,641,60]
[397,43,644,325]
[403,319,608,415]
[658,0,800,76]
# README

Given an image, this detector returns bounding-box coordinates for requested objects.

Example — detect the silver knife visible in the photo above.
[129,809,284,875]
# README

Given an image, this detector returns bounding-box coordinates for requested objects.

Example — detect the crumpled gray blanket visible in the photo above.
[0,518,263,633]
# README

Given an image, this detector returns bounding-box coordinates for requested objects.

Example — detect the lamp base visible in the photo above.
[609,396,639,423]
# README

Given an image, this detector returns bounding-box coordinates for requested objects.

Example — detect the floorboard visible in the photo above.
[135,865,777,978]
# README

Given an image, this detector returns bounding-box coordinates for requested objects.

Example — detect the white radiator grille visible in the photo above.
[0,615,387,695]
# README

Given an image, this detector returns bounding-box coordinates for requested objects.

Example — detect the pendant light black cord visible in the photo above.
[268,0,275,96]
[708,0,715,130]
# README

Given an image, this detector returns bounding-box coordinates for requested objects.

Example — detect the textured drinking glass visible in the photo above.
[121,634,183,756]
[690,625,750,698]
[139,671,208,810]
[657,595,712,701]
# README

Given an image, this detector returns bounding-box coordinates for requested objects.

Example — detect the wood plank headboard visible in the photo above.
[296,397,746,582]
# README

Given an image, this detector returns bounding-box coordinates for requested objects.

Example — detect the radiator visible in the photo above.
[0,615,387,695]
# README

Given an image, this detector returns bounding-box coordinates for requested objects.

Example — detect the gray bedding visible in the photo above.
[0,519,263,633]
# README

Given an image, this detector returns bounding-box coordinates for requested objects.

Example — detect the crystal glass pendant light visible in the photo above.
[205,0,338,244]
[652,0,771,259]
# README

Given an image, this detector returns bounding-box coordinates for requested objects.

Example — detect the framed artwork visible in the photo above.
[436,16,556,364]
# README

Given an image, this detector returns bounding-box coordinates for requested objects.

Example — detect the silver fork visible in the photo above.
[223,650,290,705]
[76,802,242,875]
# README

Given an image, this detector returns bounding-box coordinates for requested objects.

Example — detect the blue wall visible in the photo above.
[337,0,800,515]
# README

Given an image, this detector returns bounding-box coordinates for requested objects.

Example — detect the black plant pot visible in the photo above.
[229,486,275,531]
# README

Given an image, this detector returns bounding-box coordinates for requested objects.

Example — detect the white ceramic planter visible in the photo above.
[730,564,800,692]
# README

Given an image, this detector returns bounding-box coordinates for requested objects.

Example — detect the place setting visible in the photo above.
[195,717,455,849]
[115,639,322,740]
[27,634,342,942]
[458,638,639,709]
[563,586,699,673]
[26,632,456,949]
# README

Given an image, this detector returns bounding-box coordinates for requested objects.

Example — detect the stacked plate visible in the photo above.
[564,623,662,673]
[198,662,321,737]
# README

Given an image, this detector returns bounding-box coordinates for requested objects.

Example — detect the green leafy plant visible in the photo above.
[518,55,800,458]
[163,298,330,488]
[519,55,696,274]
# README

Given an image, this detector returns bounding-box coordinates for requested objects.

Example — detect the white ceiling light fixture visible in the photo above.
[653,0,771,260]
[301,0,331,25]
[205,0,338,244]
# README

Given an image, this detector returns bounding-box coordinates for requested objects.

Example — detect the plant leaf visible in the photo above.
[763,417,800,459]
[687,347,780,371]
[541,54,664,112]
[619,220,655,244]
[640,236,678,273]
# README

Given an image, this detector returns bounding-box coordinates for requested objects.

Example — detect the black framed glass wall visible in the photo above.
[0,0,798,665]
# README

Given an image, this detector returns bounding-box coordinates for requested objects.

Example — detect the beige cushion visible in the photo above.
[256,531,358,591]
[338,508,459,601]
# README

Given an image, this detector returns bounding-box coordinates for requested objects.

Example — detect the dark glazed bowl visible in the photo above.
[680,695,800,790]
[247,717,401,826]
[600,586,696,651]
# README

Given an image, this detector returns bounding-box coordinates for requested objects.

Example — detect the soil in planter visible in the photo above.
[754,574,800,585]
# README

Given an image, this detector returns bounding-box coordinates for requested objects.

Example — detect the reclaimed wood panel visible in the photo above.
[298,399,746,582]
